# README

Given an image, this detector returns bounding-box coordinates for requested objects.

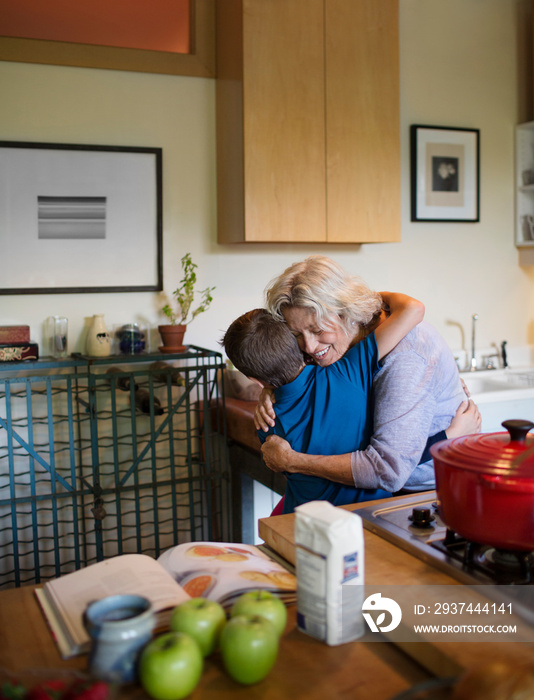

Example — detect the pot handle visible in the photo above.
[480,473,534,492]
[502,419,534,443]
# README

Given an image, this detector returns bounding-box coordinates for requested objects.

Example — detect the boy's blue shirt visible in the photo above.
[258,332,381,513]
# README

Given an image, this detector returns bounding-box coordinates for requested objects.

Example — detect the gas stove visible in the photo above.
[355,491,534,587]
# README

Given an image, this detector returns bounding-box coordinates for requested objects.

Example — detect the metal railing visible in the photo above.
[0,347,231,588]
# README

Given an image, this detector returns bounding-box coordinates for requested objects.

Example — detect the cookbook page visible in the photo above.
[39,553,190,657]
[157,542,296,607]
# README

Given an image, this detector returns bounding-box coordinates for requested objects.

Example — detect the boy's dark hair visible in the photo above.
[222,309,304,388]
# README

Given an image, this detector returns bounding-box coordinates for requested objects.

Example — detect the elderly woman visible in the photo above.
[255,255,480,497]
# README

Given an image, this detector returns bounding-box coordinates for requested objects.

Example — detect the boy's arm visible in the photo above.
[374,292,424,360]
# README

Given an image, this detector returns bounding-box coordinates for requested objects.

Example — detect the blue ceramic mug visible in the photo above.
[84,594,155,683]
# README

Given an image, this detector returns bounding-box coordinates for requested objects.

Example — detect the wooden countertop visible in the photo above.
[2,497,533,699]
[0,584,431,700]
[258,501,534,677]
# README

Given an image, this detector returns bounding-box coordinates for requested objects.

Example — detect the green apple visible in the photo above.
[230,589,287,637]
[139,631,203,700]
[220,614,279,685]
[170,597,226,657]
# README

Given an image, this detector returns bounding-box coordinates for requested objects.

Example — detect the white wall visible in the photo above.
[1,0,534,363]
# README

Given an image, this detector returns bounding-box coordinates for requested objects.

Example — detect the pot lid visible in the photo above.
[431,419,534,476]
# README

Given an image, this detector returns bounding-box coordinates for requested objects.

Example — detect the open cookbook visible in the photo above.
[35,542,296,659]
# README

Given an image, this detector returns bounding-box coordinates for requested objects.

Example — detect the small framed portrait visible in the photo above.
[410,125,480,222]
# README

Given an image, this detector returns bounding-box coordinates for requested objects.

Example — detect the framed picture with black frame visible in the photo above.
[0,141,163,294]
[410,125,480,222]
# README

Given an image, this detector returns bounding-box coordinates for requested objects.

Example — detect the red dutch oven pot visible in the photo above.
[431,419,534,551]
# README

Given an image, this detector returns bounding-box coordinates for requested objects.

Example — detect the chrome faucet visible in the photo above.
[501,340,508,368]
[470,314,478,371]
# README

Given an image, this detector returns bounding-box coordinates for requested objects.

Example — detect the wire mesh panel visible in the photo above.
[0,348,230,589]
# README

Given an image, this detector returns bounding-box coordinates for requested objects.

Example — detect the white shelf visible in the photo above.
[515,121,534,247]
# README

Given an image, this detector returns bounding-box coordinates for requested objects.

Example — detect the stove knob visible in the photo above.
[410,506,434,527]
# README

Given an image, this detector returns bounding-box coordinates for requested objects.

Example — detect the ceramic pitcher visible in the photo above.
[86,314,111,357]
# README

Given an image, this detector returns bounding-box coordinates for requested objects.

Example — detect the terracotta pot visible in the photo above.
[431,419,534,550]
[158,324,187,353]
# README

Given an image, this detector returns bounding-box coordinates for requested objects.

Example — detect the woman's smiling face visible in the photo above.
[282,306,355,367]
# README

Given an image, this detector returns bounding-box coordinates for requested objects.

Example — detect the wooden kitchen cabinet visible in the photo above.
[216,0,401,244]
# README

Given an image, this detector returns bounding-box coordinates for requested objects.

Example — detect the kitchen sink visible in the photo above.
[462,375,511,393]
[462,368,534,391]
[460,369,534,432]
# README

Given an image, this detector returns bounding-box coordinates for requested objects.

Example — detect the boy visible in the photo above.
[222,293,423,513]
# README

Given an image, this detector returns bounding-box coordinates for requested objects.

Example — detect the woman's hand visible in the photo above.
[261,435,295,472]
[445,398,482,439]
[254,387,277,432]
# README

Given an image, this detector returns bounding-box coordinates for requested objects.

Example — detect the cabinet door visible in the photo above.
[216,0,400,244]
[242,0,326,242]
[325,0,400,243]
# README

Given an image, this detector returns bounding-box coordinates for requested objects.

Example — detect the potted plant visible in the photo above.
[158,253,215,353]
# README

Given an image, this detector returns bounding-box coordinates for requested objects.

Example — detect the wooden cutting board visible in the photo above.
[258,506,534,676]
[258,506,460,585]
[258,496,417,566]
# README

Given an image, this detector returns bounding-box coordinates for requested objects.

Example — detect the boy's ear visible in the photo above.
[248,377,267,389]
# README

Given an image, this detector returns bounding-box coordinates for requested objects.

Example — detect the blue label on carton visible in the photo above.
[343,551,359,582]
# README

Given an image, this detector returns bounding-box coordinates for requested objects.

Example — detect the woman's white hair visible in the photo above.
[265,255,383,333]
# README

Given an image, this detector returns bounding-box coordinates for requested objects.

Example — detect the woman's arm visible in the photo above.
[374,292,424,359]
[261,397,482,482]
[261,435,354,484]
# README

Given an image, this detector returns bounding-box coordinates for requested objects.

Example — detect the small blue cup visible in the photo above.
[84,594,155,683]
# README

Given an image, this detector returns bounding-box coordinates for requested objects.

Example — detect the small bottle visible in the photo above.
[149,361,185,387]
[106,367,137,392]
[133,389,164,415]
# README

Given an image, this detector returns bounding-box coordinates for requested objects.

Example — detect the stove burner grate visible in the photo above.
[431,529,534,585]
